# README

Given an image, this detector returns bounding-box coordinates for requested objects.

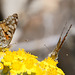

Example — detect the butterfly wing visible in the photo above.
[0,14,18,48]
[48,24,72,60]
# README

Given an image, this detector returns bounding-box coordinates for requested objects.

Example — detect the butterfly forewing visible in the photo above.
[0,14,18,48]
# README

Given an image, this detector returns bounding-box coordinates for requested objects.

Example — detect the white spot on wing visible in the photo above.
[1,31,4,36]
[6,21,9,24]
[8,16,12,21]
[11,20,15,24]
[14,24,16,29]
[3,20,6,22]
[7,31,12,37]
[8,25,14,29]
[2,37,6,40]
[16,19,18,22]
[0,27,2,30]
[11,16,14,19]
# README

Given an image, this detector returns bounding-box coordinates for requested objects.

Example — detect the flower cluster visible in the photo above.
[0,48,65,75]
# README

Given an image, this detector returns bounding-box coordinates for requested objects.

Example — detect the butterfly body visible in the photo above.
[0,14,18,48]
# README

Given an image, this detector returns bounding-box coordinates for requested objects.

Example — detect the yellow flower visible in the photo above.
[56,67,65,75]
[1,51,14,66]
[0,48,65,75]
[43,57,58,66]
[23,58,38,74]
[10,61,25,74]
[39,57,65,75]
[0,63,3,70]
[0,52,5,57]
[45,65,65,75]
[34,65,46,75]
[0,48,9,52]
[0,52,5,62]
[15,48,26,60]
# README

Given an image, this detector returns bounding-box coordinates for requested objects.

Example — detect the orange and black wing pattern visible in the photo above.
[0,14,18,48]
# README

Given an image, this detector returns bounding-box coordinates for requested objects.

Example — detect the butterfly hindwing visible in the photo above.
[0,14,18,48]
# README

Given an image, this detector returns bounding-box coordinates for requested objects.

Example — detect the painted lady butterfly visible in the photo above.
[49,24,72,60]
[0,14,18,48]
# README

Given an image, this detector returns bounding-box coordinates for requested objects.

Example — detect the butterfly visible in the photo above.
[0,14,18,48]
[48,24,72,60]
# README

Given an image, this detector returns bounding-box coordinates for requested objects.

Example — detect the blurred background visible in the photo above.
[0,0,75,75]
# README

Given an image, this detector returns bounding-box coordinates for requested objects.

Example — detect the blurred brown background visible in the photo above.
[0,0,75,75]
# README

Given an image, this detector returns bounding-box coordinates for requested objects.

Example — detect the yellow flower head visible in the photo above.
[10,61,25,74]
[0,48,65,75]
[0,63,3,70]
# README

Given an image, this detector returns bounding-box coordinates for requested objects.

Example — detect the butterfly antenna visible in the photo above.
[48,24,72,60]
[44,44,50,51]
